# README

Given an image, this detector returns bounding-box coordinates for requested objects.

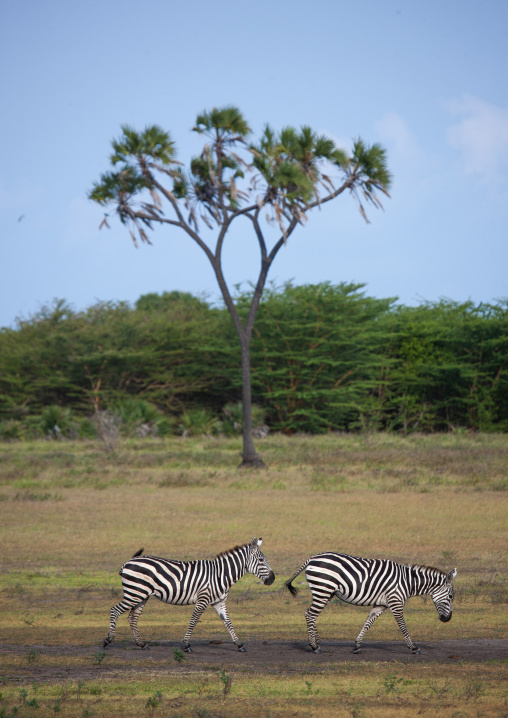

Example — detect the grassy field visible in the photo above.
[0,432,507,716]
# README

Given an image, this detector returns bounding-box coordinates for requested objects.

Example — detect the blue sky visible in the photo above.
[1,0,507,328]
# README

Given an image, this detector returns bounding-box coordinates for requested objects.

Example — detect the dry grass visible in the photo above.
[1,579,506,649]
[0,433,507,716]
[0,487,505,579]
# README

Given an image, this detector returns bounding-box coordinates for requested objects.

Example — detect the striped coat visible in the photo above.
[286,552,456,654]
[105,538,275,652]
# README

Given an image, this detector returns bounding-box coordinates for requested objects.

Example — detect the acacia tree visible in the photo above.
[89,106,391,467]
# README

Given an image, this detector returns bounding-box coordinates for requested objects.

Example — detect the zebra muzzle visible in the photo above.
[439,612,452,622]
[264,572,275,586]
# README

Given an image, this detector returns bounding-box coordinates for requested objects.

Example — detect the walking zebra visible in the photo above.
[104,538,275,652]
[285,552,456,654]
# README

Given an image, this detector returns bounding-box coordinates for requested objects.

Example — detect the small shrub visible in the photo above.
[219,670,233,697]
[383,672,404,694]
[40,406,75,439]
[178,409,220,437]
[151,416,175,437]
[221,402,267,437]
[173,647,186,663]
[145,690,163,710]
[94,411,120,453]
[0,420,25,441]
[78,417,97,439]
[463,680,485,702]
[110,398,166,438]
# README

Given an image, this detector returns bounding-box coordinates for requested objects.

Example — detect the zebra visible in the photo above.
[104,538,275,653]
[285,552,456,654]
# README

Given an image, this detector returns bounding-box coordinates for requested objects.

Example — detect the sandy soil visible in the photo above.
[2,639,506,683]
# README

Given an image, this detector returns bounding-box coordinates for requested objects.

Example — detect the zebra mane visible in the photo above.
[215,543,249,560]
[408,563,446,577]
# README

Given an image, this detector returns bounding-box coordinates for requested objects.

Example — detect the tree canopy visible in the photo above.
[2,287,507,440]
[89,106,392,465]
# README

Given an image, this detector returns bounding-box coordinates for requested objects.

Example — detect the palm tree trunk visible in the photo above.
[239,336,266,468]
[211,258,266,468]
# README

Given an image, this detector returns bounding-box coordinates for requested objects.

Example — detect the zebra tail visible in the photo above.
[285,580,299,597]
[119,548,144,576]
[285,560,310,598]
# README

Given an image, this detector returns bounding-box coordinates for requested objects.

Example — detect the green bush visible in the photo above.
[177,408,220,437]
[221,401,267,436]
[40,405,76,439]
[77,417,97,439]
[110,398,174,437]
[1,287,507,436]
[0,419,25,440]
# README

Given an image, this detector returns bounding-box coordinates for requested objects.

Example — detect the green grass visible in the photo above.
[1,432,507,492]
[0,432,507,716]
[0,664,506,716]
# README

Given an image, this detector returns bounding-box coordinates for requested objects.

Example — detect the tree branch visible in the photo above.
[305,175,356,211]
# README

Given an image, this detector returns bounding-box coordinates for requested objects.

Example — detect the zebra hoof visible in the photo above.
[311,646,322,654]
[183,645,192,653]
[412,648,422,655]
[237,644,246,652]
[353,648,362,654]
[103,639,110,649]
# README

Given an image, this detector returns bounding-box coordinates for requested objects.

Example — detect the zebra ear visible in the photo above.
[250,537,261,550]
[447,568,457,582]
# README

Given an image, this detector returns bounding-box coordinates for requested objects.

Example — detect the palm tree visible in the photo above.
[89,106,391,467]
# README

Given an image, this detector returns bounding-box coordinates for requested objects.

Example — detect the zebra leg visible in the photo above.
[128,599,149,649]
[182,598,209,653]
[389,602,421,654]
[212,600,245,651]
[104,598,138,648]
[353,606,386,653]
[304,593,330,653]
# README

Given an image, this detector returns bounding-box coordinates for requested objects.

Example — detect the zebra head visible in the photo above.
[247,537,275,586]
[431,568,457,623]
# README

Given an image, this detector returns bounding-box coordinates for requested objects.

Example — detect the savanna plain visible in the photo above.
[0,433,507,717]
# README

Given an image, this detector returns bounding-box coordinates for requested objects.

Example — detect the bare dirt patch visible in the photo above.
[2,639,506,684]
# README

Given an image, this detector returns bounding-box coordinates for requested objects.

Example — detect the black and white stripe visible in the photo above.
[104,538,274,652]
[285,552,456,654]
